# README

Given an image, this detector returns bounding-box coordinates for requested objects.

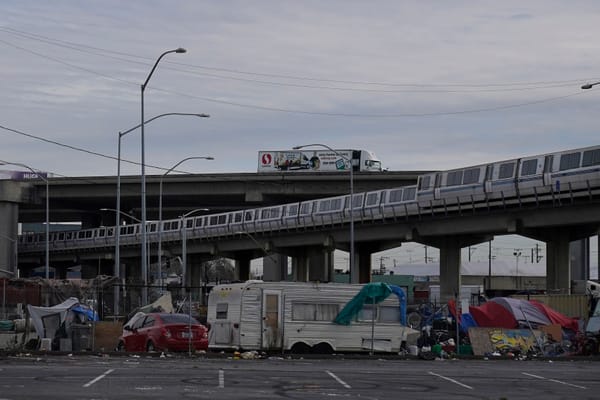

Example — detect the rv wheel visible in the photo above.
[311,342,334,354]
[290,343,311,354]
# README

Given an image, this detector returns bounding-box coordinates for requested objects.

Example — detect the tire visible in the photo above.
[290,342,311,354]
[116,341,125,352]
[311,342,334,354]
[146,341,156,352]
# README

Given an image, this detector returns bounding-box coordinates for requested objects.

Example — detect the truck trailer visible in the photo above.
[257,149,382,173]
[207,281,419,353]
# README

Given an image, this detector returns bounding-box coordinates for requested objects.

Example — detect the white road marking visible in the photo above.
[428,371,473,390]
[83,369,114,388]
[326,370,351,389]
[218,369,225,388]
[522,372,587,389]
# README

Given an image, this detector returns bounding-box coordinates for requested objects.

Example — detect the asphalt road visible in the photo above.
[0,354,598,399]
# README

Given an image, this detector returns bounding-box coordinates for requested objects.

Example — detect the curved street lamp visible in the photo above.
[180,208,209,293]
[158,156,214,291]
[115,112,209,314]
[292,144,356,283]
[0,161,49,279]
[140,47,187,305]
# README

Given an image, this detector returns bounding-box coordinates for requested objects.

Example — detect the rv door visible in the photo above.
[262,290,282,350]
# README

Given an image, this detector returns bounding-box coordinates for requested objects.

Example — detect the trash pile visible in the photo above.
[407,297,600,358]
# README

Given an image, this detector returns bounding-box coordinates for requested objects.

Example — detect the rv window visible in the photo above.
[292,303,339,321]
[358,305,376,321]
[216,303,228,319]
[379,306,400,323]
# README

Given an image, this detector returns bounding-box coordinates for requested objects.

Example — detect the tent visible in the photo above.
[449,297,579,333]
[27,297,98,340]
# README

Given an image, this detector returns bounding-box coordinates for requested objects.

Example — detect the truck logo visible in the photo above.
[261,153,273,165]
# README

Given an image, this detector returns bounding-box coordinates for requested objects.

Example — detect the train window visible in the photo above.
[85,231,93,238]
[244,211,254,221]
[402,187,416,201]
[462,168,480,184]
[320,200,331,212]
[582,149,600,167]
[209,215,218,225]
[66,232,73,240]
[107,227,114,236]
[286,204,298,216]
[98,229,106,238]
[331,198,342,210]
[261,208,272,218]
[195,218,203,228]
[299,202,312,215]
[446,171,463,186]
[498,162,515,179]
[351,194,362,209]
[149,224,157,233]
[186,219,194,229]
[388,189,403,203]
[521,159,538,176]
[559,152,581,171]
[58,233,65,240]
[232,212,243,223]
[418,176,431,190]
[218,214,227,224]
[365,193,379,206]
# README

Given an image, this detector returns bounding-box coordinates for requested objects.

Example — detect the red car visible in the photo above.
[117,312,209,352]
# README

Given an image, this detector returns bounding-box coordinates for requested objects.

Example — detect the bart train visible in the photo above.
[18,145,600,251]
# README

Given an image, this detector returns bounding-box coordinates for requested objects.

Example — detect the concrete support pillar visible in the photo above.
[292,255,309,282]
[357,251,372,284]
[570,238,590,281]
[546,232,571,293]
[262,254,288,282]
[438,238,462,305]
[0,201,19,275]
[235,256,251,282]
[308,250,334,282]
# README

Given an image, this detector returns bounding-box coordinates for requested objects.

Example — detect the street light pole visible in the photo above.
[0,161,49,279]
[179,208,209,293]
[115,112,209,315]
[293,144,356,282]
[158,157,213,292]
[140,47,186,305]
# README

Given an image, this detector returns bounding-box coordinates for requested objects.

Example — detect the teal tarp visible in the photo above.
[334,283,392,325]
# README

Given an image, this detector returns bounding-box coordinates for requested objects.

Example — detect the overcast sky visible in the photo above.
[1,1,598,272]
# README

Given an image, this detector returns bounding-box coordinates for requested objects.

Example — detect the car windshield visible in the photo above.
[160,314,200,325]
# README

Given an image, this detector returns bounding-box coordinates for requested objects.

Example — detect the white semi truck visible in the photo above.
[257,149,382,173]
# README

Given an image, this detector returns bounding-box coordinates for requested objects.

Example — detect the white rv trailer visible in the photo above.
[207,281,419,353]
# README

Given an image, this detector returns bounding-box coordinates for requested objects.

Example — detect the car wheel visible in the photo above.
[146,341,156,352]
[116,341,125,352]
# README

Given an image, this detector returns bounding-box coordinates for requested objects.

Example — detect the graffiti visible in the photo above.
[488,329,540,353]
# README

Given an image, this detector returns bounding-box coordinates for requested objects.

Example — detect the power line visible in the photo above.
[1,26,596,94]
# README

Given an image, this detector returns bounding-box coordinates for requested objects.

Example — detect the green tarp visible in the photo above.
[334,283,392,325]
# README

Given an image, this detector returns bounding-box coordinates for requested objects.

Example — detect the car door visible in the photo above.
[124,315,146,351]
